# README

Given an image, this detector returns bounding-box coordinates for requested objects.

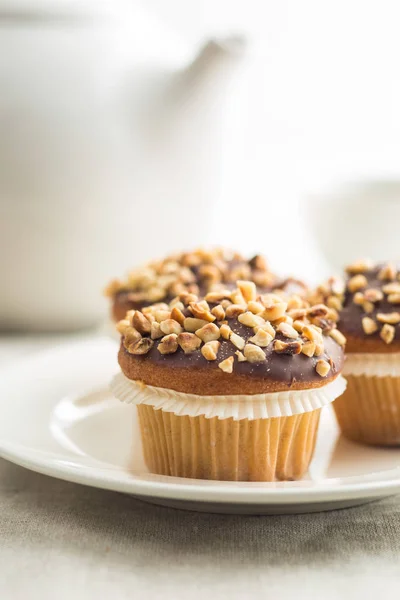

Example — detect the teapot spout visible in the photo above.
[181,35,247,92]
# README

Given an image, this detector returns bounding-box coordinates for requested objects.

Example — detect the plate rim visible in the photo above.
[2,436,400,505]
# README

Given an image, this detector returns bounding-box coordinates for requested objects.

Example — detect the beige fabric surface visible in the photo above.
[1,457,400,600]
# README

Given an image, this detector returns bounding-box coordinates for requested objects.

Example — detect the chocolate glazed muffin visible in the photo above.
[111,281,346,481]
[311,260,400,446]
[104,248,282,322]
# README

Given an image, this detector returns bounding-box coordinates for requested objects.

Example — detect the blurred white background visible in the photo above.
[1,0,400,328]
[148,0,400,269]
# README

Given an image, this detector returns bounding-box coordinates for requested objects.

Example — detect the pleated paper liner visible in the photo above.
[334,374,400,446]
[110,374,347,482]
[336,353,400,446]
[343,352,400,377]
[111,373,346,420]
[137,406,321,481]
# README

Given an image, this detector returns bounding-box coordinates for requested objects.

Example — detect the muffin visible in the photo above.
[311,260,400,446]
[111,281,346,481]
[104,248,281,322]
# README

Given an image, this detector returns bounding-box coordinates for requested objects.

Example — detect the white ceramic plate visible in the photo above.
[1,337,400,515]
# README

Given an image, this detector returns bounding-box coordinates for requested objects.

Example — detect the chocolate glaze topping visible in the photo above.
[340,264,400,341]
[117,275,345,390]
[124,316,343,386]
[310,261,400,350]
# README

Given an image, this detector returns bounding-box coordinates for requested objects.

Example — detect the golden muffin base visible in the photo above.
[137,405,321,481]
[334,374,400,446]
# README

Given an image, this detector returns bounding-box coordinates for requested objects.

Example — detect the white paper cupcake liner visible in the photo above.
[110,373,347,421]
[343,353,400,377]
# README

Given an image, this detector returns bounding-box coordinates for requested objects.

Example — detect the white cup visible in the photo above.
[306,180,400,277]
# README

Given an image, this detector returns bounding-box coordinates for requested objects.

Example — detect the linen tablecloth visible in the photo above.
[1,335,400,599]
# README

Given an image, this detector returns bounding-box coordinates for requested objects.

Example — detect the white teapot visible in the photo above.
[0,0,245,330]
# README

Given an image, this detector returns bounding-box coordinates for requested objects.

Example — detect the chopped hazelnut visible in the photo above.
[388,293,400,305]
[169,298,185,310]
[382,282,400,295]
[218,356,234,373]
[307,304,329,318]
[345,259,373,274]
[347,274,368,293]
[362,301,375,314]
[195,323,220,342]
[316,359,330,377]
[238,311,265,328]
[230,332,246,350]
[288,308,307,320]
[362,317,378,335]
[277,322,299,339]
[146,286,166,302]
[273,340,302,355]
[221,299,233,309]
[104,278,123,297]
[201,340,220,361]
[260,293,282,306]
[155,310,171,323]
[184,317,209,332]
[150,321,164,340]
[211,305,226,321]
[123,326,142,348]
[302,325,323,343]
[127,337,153,355]
[131,310,152,334]
[314,342,324,357]
[326,308,339,322]
[353,292,365,306]
[244,343,266,363]
[247,300,265,315]
[220,323,232,340]
[226,304,246,318]
[364,288,384,303]
[179,292,199,306]
[293,320,306,333]
[327,296,343,311]
[237,280,257,302]
[248,328,273,347]
[378,263,397,281]
[249,254,268,271]
[256,321,276,337]
[189,302,216,323]
[262,302,288,322]
[380,323,396,344]
[301,340,316,357]
[376,312,400,325]
[160,318,183,335]
[170,306,185,326]
[199,264,222,283]
[329,328,346,347]
[235,350,247,362]
[287,295,304,310]
[177,332,201,353]
[230,289,246,305]
[158,334,179,354]
[116,319,130,335]
[205,290,232,303]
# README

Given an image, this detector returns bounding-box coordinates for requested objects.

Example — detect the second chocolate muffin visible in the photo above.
[311,260,400,446]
